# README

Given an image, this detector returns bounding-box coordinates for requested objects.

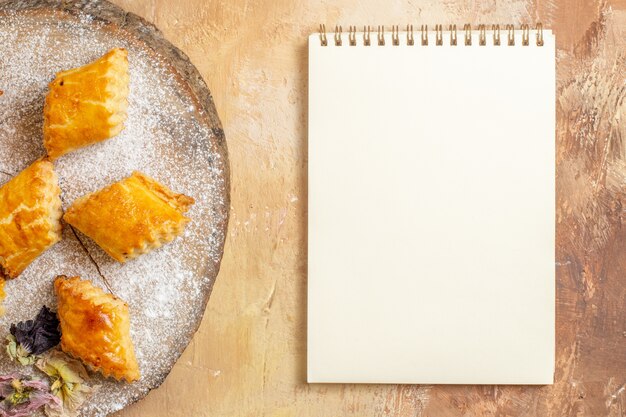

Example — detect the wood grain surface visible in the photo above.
[110,0,626,416]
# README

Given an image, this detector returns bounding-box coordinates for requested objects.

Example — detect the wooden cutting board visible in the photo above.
[0,1,229,415]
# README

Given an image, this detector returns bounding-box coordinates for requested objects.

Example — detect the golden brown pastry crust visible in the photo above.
[54,275,140,382]
[0,159,62,279]
[43,48,129,159]
[64,171,194,262]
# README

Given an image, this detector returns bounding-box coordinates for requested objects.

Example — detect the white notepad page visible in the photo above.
[308,29,555,384]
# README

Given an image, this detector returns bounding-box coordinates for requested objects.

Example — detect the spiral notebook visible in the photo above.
[308,24,555,384]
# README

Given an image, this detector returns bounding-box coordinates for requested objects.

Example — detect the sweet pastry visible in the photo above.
[54,275,140,382]
[43,48,129,159]
[64,171,194,262]
[0,159,62,279]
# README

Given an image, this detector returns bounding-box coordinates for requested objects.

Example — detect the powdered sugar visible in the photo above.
[0,6,227,417]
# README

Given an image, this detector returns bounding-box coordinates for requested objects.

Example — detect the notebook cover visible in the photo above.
[307,29,556,384]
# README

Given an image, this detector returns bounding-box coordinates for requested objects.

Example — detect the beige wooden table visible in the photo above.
[112,0,626,415]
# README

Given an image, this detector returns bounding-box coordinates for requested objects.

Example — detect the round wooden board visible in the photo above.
[0,0,229,415]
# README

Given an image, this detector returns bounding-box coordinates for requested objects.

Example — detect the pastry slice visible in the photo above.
[64,171,194,262]
[0,159,62,279]
[54,275,140,382]
[43,48,129,159]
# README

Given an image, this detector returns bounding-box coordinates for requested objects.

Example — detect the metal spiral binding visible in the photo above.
[521,24,530,46]
[349,25,357,46]
[506,24,515,45]
[319,24,327,46]
[435,24,443,46]
[493,24,501,46]
[478,24,486,46]
[421,25,428,45]
[450,24,457,46]
[407,24,414,46]
[334,25,342,46]
[464,24,472,45]
[536,23,544,46]
[392,25,400,46]
[318,23,545,47]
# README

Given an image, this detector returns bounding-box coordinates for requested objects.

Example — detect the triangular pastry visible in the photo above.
[64,171,194,262]
[54,275,140,382]
[43,48,129,159]
[0,159,62,279]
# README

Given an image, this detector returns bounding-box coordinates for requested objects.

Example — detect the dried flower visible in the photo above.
[36,351,96,417]
[0,373,61,417]
[10,306,60,356]
[5,336,36,366]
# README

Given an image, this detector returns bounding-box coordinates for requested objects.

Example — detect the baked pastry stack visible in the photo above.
[0,48,197,384]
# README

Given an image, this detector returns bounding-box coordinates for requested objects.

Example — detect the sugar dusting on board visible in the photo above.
[0,8,227,417]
